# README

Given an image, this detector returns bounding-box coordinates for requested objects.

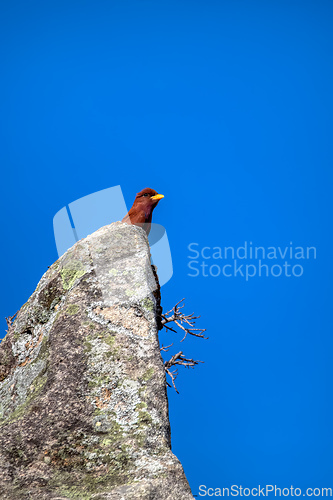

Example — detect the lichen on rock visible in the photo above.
[0,222,194,499]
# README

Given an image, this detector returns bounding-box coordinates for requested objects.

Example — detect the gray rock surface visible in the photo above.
[0,222,194,500]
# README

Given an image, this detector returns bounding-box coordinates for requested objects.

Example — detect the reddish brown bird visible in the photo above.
[122,187,164,235]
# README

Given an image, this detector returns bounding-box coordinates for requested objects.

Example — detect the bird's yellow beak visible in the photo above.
[151,194,164,201]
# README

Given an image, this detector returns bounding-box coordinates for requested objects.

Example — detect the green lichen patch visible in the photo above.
[66,304,80,315]
[93,330,120,359]
[141,297,154,312]
[56,486,92,500]
[84,341,93,354]
[142,367,154,382]
[98,331,115,345]
[101,420,124,446]
[138,410,152,425]
[135,402,147,411]
[88,374,110,389]
[60,261,86,290]
[101,438,112,447]
[135,432,146,448]
[13,330,21,341]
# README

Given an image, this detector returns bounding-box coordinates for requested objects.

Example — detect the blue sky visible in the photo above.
[1,0,333,495]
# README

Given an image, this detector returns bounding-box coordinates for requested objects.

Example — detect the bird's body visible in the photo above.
[122,187,164,235]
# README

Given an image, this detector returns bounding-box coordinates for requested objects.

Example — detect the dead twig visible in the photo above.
[5,311,19,330]
[161,298,208,342]
[160,343,173,352]
[165,368,179,393]
[164,351,204,394]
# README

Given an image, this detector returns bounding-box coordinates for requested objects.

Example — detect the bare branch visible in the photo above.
[162,323,177,334]
[164,351,203,369]
[159,298,207,393]
[160,343,173,352]
[5,311,19,330]
[164,351,204,393]
[161,299,208,342]
[165,367,179,393]
[163,298,185,317]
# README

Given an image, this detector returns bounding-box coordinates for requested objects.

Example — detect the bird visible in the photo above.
[122,187,164,235]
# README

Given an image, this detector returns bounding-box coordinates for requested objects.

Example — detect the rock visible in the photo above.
[0,222,194,500]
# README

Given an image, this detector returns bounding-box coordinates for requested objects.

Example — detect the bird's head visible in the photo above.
[134,188,164,210]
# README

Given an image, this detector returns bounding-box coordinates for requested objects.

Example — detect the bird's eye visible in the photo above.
[142,193,149,197]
